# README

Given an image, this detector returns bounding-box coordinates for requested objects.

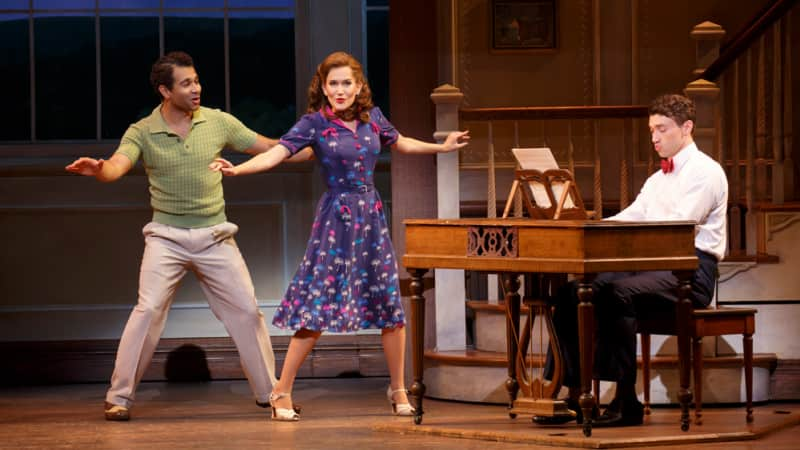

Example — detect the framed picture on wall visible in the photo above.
[491,0,557,52]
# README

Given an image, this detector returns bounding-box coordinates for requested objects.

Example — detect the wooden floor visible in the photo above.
[1,377,798,450]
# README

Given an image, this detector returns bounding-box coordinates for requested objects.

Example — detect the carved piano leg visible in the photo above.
[503,273,521,418]
[675,271,694,432]
[408,268,428,425]
[576,276,596,437]
[693,335,704,425]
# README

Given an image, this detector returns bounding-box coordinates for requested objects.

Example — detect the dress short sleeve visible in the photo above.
[370,107,399,147]
[279,113,320,156]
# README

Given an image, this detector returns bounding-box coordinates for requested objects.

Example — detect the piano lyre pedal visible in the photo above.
[500,150,588,422]
[509,292,575,423]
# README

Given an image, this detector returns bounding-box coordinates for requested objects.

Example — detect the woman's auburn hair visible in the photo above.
[307,51,374,123]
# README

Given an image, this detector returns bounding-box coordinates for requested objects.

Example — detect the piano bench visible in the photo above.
[638,306,757,425]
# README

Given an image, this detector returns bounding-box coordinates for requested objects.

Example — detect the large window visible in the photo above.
[0,0,295,142]
[35,13,97,139]
[229,9,296,138]
[1,1,391,144]
[100,12,160,138]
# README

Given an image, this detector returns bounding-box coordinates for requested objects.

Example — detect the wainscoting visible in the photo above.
[1,334,388,385]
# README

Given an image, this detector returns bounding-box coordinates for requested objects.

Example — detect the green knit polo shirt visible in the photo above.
[116,105,257,228]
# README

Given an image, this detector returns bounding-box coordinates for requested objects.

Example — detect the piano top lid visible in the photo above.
[403,218,697,229]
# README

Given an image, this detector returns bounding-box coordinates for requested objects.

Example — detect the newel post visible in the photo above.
[430,84,464,220]
[684,79,721,162]
[428,84,466,351]
[690,21,725,77]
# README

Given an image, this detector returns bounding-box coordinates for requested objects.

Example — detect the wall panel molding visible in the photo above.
[0,334,387,385]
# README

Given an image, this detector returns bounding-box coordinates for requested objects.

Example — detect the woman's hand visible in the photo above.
[441,130,470,153]
[209,158,238,176]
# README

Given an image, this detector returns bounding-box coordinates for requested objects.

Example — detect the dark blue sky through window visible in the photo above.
[0,14,30,140]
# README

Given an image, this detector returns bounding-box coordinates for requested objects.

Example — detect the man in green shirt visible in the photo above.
[66,51,308,421]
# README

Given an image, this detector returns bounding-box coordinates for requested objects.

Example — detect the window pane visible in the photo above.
[98,0,161,8]
[229,12,295,137]
[34,15,96,139]
[164,13,225,110]
[0,14,31,141]
[366,8,389,116]
[100,14,160,139]
[164,0,224,7]
[3,1,29,9]
[228,0,293,8]
[34,0,96,9]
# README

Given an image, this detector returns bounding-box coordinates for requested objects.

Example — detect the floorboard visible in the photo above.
[1,378,797,450]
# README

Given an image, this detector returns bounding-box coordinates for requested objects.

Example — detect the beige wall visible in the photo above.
[0,163,316,341]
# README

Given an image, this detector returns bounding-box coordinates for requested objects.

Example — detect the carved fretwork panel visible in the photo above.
[467,226,518,257]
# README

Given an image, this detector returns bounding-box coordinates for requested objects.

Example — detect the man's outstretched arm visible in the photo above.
[65,153,133,182]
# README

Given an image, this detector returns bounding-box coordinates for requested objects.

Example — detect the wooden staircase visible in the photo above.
[423,299,777,406]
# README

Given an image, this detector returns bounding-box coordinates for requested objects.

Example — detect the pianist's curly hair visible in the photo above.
[648,94,696,128]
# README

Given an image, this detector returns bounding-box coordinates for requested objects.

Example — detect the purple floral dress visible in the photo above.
[272,107,405,332]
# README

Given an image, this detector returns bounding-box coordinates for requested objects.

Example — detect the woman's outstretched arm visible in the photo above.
[209,144,292,176]
[392,130,470,154]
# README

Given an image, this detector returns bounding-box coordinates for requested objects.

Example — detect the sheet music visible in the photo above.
[511,147,559,171]
[511,148,575,209]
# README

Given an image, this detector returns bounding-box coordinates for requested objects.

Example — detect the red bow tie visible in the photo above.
[660,158,674,174]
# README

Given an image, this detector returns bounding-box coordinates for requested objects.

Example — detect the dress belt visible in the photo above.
[328,185,374,194]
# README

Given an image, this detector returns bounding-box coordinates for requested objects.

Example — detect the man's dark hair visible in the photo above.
[150,51,194,100]
[648,94,696,126]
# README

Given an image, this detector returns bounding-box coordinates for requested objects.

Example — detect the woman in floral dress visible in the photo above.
[210,51,469,421]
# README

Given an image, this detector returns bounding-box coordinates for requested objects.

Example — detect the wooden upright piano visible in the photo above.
[402,218,698,436]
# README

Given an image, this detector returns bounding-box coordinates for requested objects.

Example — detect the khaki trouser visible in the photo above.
[106,221,277,408]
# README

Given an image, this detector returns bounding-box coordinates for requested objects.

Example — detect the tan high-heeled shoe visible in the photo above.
[256,399,302,414]
[386,386,415,416]
[269,391,300,421]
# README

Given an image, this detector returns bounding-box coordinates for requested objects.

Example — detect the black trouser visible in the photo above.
[545,249,718,388]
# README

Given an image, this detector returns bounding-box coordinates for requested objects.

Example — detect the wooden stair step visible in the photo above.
[468,299,529,313]
[424,349,778,369]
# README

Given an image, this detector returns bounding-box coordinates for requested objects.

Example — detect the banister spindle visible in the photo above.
[745,49,756,254]
[513,121,522,217]
[771,21,784,204]
[487,121,496,219]
[783,14,794,200]
[730,60,743,256]
[755,35,768,202]
[620,119,630,210]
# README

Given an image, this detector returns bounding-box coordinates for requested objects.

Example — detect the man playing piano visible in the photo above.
[543,93,728,427]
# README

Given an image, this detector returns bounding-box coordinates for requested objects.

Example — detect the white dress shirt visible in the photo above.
[607,142,728,261]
